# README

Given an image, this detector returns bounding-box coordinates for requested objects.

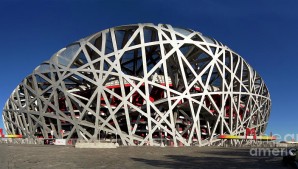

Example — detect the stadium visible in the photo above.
[2,23,271,146]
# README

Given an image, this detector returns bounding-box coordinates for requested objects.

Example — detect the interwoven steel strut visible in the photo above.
[2,23,271,146]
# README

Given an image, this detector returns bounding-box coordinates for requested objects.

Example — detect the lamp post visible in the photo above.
[116,132,118,144]
[99,129,101,143]
[160,128,163,147]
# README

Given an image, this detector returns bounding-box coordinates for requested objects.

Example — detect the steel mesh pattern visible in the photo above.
[2,23,271,146]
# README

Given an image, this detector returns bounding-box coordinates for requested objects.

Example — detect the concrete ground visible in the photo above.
[0,144,289,169]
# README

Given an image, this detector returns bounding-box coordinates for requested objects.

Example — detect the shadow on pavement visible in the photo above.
[131,152,285,169]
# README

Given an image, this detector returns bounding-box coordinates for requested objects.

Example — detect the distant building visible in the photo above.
[2,23,271,146]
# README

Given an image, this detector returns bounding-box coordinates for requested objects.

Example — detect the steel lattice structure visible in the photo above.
[2,23,271,146]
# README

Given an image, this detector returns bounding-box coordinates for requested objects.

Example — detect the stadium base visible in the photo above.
[75,141,119,148]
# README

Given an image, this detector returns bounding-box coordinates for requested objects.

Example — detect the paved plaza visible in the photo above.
[0,144,287,169]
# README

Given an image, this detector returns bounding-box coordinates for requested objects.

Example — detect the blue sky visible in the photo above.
[1,0,297,140]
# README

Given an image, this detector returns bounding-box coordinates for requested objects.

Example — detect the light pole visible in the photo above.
[116,132,118,144]
[99,129,101,143]
[160,128,163,147]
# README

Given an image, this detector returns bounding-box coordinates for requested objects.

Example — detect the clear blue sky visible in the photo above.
[1,0,297,140]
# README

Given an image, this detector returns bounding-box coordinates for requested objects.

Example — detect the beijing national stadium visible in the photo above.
[1,23,271,147]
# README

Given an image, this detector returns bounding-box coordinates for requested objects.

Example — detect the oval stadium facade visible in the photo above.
[2,23,271,146]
